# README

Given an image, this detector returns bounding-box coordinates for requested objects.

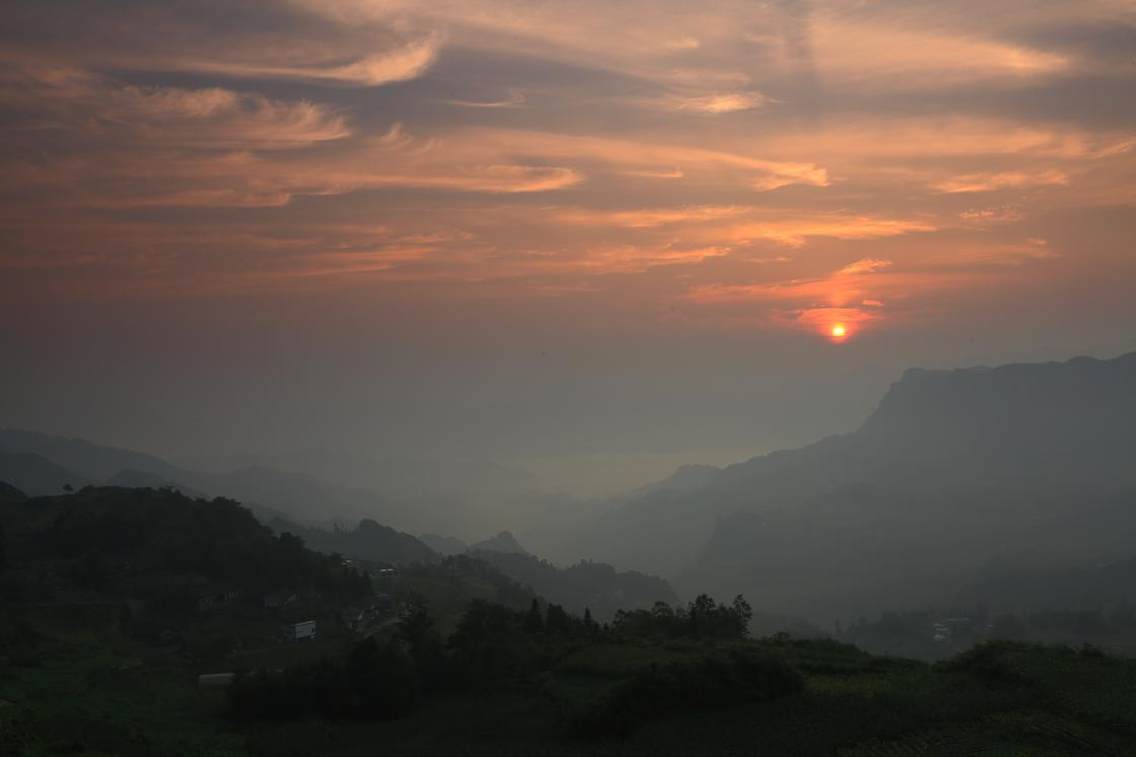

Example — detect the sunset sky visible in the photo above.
[2,1,1134,490]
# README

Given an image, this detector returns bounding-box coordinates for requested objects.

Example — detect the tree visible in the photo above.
[545,603,574,637]
[449,600,536,683]
[344,637,419,719]
[524,598,544,635]
[730,594,754,638]
[398,598,436,647]
[230,637,420,723]
[398,598,450,691]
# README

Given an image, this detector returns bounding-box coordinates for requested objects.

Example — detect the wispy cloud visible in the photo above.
[654,91,771,114]
[173,37,442,87]
[934,170,1070,193]
[1,62,352,149]
[444,90,526,108]
[552,206,748,228]
[837,258,893,276]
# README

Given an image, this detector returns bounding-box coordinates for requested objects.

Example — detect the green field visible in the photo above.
[0,637,245,756]
[4,632,1136,756]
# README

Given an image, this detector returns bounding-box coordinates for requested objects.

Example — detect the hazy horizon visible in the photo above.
[4,343,1134,498]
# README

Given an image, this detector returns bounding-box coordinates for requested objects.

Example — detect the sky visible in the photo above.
[1,0,1134,493]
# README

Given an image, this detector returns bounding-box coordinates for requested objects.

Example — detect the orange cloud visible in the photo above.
[934,170,1070,193]
[462,130,830,191]
[0,62,352,149]
[552,206,747,228]
[685,216,936,248]
[812,18,1070,87]
[655,91,770,114]
[837,258,893,276]
[959,207,1026,226]
[680,233,1064,335]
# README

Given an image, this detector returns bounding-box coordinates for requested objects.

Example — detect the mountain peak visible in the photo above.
[469,530,528,555]
[859,351,1136,466]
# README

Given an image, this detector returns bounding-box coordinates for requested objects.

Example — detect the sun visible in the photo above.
[831,324,847,338]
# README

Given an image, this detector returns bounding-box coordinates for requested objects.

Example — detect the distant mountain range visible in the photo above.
[263,516,439,566]
[419,533,468,555]
[0,448,90,495]
[5,350,1135,627]
[469,530,529,556]
[579,351,1136,622]
[180,447,537,503]
[0,429,550,540]
[0,430,678,617]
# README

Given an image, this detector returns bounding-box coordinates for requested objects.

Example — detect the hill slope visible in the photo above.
[0,449,89,496]
[265,516,438,566]
[589,352,1136,620]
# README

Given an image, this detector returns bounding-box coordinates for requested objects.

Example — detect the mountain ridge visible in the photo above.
[577,351,1136,598]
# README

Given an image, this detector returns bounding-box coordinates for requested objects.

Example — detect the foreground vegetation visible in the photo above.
[4,486,1136,755]
[6,612,1136,755]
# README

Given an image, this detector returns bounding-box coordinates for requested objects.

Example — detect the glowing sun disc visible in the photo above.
[831,324,847,338]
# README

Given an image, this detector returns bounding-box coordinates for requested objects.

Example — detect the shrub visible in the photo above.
[938,640,1034,686]
[571,646,804,737]
[229,638,419,723]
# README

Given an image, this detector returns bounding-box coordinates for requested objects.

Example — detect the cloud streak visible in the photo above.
[172,37,442,87]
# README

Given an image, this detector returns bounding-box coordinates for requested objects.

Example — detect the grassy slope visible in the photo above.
[240,640,1136,757]
[0,636,246,756]
[4,633,1136,756]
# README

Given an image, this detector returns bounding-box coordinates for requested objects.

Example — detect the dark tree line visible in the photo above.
[611,594,753,640]
[229,591,759,725]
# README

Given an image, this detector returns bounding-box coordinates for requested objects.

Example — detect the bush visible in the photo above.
[937,640,1034,686]
[571,646,804,737]
[229,638,419,723]
[448,600,539,686]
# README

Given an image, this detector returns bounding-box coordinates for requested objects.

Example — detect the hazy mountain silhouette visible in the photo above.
[0,448,89,495]
[0,430,181,482]
[956,550,1136,614]
[104,468,208,499]
[585,352,1136,620]
[469,530,529,555]
[0,428,600,546]
[0,429,470,534]
[264,516,438,566]
[419,533,468,555]
[182,448,536,501]
[627,463,722,498]
[6,351,1135,626]
[470,550,678,621]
